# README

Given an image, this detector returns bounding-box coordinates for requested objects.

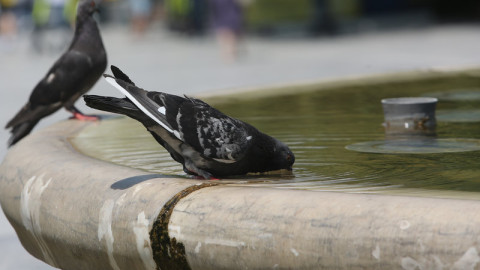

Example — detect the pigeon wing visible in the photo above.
[30,50,93,106]
[7,50,93,128]
[104,72,253,163]
[176,97,254,163]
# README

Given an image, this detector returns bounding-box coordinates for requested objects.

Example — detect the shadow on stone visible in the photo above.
[111,174,177,190]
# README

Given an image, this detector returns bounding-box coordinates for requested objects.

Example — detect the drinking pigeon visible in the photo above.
[84,66,294,179]
[5,0,107,147]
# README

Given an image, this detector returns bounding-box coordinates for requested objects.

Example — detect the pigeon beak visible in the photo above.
[87,1,99,14]
[90,1,100,14]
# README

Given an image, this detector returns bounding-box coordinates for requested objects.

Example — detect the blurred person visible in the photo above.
[164,0,188,32]
[63,0,78,25]
[189,0,206,35]
[48,0,70,27]
[209,0,248,62]
[0,0,19,40]
[32,0,73,28]
[31,0,77,53]
[164,0,206,35]
[0,0,31,52]
[128,0,152,35]
[311,0,335,36]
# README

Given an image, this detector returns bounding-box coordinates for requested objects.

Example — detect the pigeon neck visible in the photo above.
[70,17,104,52]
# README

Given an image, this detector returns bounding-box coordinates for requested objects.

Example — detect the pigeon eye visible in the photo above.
[286,154,292,161]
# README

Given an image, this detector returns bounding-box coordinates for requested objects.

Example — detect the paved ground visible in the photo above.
[0,23,479,269]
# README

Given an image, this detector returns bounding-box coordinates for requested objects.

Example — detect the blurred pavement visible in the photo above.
[1,23,480,269]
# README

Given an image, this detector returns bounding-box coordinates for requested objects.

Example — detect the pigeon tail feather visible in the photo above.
[110,65,135,85]
[103,73,180,139]
[83,95,144,120]
[7,120,39,147]
[5,104,32,129]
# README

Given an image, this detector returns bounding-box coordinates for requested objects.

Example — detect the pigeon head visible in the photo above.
[251,136,295,173]
[76,0,99,22]
[270,139,295,171]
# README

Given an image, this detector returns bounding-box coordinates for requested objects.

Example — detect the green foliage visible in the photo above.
[165,0,191,17]
[245,0,314,27]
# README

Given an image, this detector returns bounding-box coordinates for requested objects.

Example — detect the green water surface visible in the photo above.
[72,72,480,198]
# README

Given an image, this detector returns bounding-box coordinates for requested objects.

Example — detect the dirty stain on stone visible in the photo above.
[134,211,157,270]
[452,247,480,270]
[204,238,246,248]
[399,220,411,230]
[372,244,380,260]
[401,256,422,270]
[20,174,56,266]
[98,199,120,270]
[150,183,218,270]
[194,242,202,254]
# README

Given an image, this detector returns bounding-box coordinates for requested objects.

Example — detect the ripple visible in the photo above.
[423,88,480,101]
[345,138,480,154]
[437,109,480,123]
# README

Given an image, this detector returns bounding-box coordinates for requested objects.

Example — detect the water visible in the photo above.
[346,138,480,154]
[71,74,480,198]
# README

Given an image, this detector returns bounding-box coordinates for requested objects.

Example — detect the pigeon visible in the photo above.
[84,66,295,179]
[5,0,107,147]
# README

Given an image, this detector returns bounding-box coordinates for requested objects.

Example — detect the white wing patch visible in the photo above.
[158,106,166,115]
[173,130,181,140]
[104,76,182,140]
[46,73,55,84]
[213,158,237,164]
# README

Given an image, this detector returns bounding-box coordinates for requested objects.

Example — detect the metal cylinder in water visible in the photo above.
[382,97,438,135]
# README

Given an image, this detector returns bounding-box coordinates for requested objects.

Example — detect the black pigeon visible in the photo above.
[5,0,107,146]
[84,66,295,179]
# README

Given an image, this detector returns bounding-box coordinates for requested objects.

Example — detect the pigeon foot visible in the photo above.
[184,160,217,180]
[71,112,99,121]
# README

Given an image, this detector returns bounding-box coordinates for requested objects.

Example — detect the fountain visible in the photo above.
[346,96,480,154]
[1,68,480,269]
[381,97,438,135]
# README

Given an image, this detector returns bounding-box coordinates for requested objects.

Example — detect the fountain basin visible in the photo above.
[3,119,480,269]
[1,68,480,269]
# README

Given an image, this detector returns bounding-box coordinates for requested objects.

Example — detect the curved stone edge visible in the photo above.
[0,119,204,270]
[2,119,480,269]
[171,186,480,269]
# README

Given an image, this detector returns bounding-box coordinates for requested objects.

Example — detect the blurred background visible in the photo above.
[1,0,479,55]
[0,0,479,269]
